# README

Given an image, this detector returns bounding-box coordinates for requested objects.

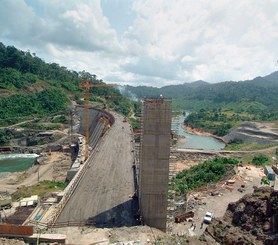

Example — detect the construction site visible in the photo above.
[0,82,173,244]
[1,82,277,244]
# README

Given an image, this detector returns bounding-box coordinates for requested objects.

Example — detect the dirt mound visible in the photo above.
[204,186,278,244]
[223,121,278,144]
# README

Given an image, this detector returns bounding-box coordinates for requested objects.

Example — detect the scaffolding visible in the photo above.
[139,98,172,232]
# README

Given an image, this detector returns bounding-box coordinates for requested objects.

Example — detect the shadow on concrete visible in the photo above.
[86,198,140,228]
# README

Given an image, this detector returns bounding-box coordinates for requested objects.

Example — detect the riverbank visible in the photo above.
[174,116,226,150]
[183,125,225,143]
[183,125,211,136]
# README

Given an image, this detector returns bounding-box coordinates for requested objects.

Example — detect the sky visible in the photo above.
[0,0,277,87]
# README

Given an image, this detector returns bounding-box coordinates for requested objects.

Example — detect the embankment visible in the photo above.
[223,121,278,144]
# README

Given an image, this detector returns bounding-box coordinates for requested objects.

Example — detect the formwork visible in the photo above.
[139,99,171,232]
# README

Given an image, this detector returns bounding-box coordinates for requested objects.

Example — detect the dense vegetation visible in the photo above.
[0,43,133,125]
[124,72,278,135]
[183,107,278,136]
[0,89,67,120]
[182,108,271,136]
[184,109,235,136]
[124,74,278,114]
[251,154,269,166]
[175,157,239,194]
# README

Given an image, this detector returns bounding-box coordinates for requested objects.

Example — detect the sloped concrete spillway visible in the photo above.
[76,106,111,150]
[57,109,138,227]
[66,107,110,181]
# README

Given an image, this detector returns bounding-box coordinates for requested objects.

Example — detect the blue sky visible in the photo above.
[0,0,277,87]
[101,0,135,35]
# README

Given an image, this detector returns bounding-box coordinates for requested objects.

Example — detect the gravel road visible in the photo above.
[57,112,138,227]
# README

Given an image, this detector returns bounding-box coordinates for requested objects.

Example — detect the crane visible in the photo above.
[79,79,117,160]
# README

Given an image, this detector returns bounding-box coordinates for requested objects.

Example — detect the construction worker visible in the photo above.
[193,223,196,230]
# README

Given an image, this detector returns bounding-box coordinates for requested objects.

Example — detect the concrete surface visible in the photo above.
[57,112,138,227]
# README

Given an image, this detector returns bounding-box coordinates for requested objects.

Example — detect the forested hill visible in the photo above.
[0,43,132,125]
[124,72,278,113]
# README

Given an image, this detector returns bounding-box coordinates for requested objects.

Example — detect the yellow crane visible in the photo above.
[80,79,117,160]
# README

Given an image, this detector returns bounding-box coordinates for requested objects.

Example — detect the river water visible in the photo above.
[172,115,225,150]
[0,153,39,172]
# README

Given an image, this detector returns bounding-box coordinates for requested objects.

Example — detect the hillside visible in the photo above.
[0,43,132,125]
[0,43,134,146]
[124,72,278,113]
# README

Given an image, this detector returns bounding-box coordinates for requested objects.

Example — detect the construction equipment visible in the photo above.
[98,116,110,136]
[79,80,117,160]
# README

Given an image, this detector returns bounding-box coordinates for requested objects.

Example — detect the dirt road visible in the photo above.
[57,112,137,226]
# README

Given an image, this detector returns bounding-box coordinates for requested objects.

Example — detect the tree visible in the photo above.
[252,154,269,165]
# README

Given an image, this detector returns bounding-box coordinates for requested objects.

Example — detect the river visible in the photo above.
[0,153,39,172]
[172,115,225,150]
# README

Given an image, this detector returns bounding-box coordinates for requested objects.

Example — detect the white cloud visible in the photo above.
[41,1,122,53]
[122,0,278,84]
[0,0,43,44]
[0,0,126,84]
[0,0,277,86]
[0,0,122,52]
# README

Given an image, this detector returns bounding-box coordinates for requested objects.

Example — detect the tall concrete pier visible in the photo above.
[139,99,171,232]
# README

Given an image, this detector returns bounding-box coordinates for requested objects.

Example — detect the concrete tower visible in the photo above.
[139,98,171,232]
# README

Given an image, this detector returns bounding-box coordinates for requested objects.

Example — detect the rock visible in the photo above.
[202,187,278,245]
